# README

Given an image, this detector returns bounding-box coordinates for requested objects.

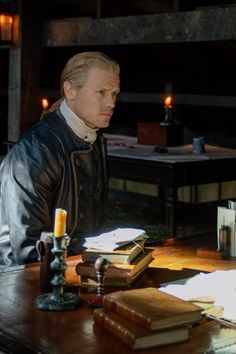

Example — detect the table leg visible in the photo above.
[164,187,178,237]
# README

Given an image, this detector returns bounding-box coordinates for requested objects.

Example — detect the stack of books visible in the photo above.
[77,228,153,287]
[93,287,203,350]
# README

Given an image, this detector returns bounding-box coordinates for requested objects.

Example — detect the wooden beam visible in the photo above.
[42,90,236,108]
[43,6,236,47]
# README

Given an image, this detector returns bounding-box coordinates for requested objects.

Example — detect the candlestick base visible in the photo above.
[35,234,82,311]
[35,292,82,311]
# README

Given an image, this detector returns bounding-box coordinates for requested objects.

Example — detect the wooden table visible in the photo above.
[106,134,236,237]
[1,234,236,354]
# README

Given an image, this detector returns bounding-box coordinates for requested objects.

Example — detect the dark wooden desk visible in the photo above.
[1,235,236,354]
[106,134,236,237]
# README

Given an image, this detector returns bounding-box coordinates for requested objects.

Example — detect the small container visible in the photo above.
[192,137,205,154]
[219,225,230,258]
[36,232,54,292]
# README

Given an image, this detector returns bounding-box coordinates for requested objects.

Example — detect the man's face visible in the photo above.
[65,67,120,129]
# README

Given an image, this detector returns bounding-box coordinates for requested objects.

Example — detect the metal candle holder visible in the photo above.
[160,106,174,126]
[35,235,82,311]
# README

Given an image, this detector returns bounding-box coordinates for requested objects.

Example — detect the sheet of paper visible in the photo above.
[83,228,147,250]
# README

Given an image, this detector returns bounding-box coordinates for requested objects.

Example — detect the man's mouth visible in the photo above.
[101,112,112,118]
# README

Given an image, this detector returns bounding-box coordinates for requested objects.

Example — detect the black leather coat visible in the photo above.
[0,111,108,267]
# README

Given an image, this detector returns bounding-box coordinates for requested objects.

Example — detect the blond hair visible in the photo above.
[46,51,120,114]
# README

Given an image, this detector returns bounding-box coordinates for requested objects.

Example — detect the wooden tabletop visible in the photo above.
[1,233,236,354]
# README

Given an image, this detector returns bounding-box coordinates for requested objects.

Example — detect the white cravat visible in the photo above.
[60,99,98,144]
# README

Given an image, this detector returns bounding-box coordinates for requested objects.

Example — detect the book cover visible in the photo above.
[103,287,202,330]
[82,238,146,264]
[76,249,153,279]
[93,308,189,350]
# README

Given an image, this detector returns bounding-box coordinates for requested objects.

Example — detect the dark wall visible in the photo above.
[41,40,236,145]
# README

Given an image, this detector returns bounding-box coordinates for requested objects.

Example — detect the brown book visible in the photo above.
[76,249,153,279]
[93,308,189,350]
[82,238,146,264]
[103,287,202,330]
[79,265,148,288]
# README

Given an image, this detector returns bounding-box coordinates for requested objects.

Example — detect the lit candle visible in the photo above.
[54,208,67,237]
[41,98,49,111]
[162,95,173,125]
[165,96,172,108]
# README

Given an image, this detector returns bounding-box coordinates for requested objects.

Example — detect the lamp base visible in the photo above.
[35,292,83,311]
[138,122,183,147]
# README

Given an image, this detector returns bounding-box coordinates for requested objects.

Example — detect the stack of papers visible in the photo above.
[160,270,236,324]
[83,228,148,251]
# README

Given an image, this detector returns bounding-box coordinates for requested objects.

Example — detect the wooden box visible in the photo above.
[137,122,183,147]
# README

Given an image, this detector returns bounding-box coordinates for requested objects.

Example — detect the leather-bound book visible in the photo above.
[103,287,202,331]
[82,239,146,264]
[93,308,189,350]
[79,265,148,288]
[76,249,153,279]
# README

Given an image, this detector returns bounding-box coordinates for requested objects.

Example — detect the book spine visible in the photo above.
[80,275,132,288]
[76,264,130,279]
[103,297,151,329]
[93,309,135,349]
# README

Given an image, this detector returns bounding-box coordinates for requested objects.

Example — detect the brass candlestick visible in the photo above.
[35,235,82,311]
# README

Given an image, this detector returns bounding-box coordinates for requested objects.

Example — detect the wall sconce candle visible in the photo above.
[0,13,13,43]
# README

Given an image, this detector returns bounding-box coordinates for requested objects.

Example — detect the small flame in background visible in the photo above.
[0,14,13,41]
[41,98,49,110]
[164,96,172,108]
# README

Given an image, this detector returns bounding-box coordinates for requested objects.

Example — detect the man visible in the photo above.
[0,51,120,267]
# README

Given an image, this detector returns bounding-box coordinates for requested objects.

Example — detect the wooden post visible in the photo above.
[8,0,42,142]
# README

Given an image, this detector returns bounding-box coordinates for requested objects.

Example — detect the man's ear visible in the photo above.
[63,81,76,100]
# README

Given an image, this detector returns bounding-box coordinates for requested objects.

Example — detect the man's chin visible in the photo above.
[99,119,111,128]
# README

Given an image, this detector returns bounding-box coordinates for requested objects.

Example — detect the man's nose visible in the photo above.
[105,95,116,108]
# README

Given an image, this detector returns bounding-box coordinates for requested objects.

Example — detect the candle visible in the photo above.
[41,98,49,110]
[54,208,67,237]
[164,96,172,108]
[163,95,173,125]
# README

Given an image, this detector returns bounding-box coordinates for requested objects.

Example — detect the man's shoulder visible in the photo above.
[18,112,66,147]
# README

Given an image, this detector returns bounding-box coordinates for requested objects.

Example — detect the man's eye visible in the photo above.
[98,90,105,95]
[112,91,119,97]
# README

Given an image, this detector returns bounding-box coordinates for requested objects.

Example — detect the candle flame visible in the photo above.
[41,98,49,110]
[165,96,172,107]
